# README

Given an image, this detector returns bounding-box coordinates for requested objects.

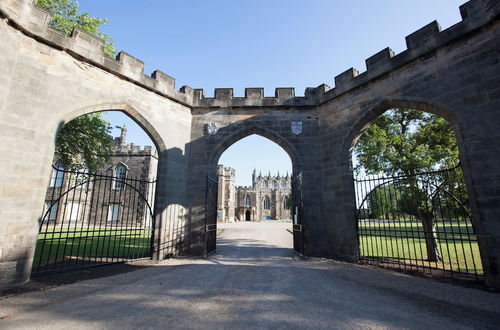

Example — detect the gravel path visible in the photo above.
[1,222,499,329]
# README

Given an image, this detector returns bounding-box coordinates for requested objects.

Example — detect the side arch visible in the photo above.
[347,97,463,155]
[344,96,490,280]
[57,102,167,153]
[345,97,474,200]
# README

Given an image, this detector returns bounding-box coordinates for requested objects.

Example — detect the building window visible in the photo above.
[263,196,270,210]
[262,180,268,188]
[108,204,122,222]
[46,202,58,221]
[272,181,277,188]
[280,181,287,188]
[70,166,89,189]
[245,195,251,207]
[50,164,64,187]
[65,202,83,221]
[114,165,127,190]
[283,196,290,210]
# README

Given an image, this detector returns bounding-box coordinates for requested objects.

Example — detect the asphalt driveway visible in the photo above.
[1,222,499,329]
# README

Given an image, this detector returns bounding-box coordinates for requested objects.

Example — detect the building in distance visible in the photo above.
[217,166,291,222]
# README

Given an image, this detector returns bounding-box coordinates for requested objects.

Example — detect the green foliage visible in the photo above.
[354,109,459,176]
[367,184,400,219]
[285,194,292,209]
[34,1,117,170]
[55,113,114,173]
[354,109,464,262]
[36,0,117,57]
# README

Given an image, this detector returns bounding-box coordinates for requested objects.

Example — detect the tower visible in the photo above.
[119,124,127,148]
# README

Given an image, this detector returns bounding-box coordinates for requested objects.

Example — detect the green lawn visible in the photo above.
[33,221,483,276]
[33,228,151,269]
[358,220,483,274]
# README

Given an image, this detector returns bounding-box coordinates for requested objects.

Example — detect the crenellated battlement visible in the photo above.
[235,186,253,190]
[0,0,194,106]
[189,0,498,108]
[0,0,497,110]
[320,0,499,104]
[116,143,156,155]
[192,85,330,108]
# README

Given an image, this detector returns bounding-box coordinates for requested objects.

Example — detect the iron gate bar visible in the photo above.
[292,172,305,257]
[204,174,218,257]
[33,165,156,274]
[354,165,483,283]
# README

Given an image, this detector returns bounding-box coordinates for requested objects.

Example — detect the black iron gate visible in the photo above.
[292,172,305,256]
[33,165,156,274]
[204,174,218,257]
[354,166,483,282]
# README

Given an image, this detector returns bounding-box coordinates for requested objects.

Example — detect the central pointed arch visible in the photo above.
[209,126,299,171]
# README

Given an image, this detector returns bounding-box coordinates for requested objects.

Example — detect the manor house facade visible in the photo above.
[43,126,158,227]
[217,166,291,222]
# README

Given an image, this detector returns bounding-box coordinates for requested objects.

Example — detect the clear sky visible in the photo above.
[79,0,466,185]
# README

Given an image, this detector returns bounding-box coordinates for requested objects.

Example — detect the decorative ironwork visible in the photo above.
[354,165,483,283]
[292,172,305,256]
[33,166,156,274]
[204,174,218,256]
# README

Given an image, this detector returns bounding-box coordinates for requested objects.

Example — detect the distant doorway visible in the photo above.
[245,210,251,221]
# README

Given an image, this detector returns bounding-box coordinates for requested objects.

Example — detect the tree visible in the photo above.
[367,184,400,220]
[354,110,458,176]
[55,113,114,173]
[36,0,117,171]
[36,0,117,57]
[353,109,461,262]
[285,194,292,210]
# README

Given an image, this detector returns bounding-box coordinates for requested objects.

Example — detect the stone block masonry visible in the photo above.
[0,0,499,290]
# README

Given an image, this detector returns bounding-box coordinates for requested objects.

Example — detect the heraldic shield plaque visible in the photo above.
[291,121,303,135]
[206,122,219,135]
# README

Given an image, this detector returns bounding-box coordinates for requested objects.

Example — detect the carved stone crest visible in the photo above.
[206,122,219,135]
[291,121,302,135]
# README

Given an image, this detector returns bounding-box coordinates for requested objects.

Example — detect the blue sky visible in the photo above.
[82,1,465,185]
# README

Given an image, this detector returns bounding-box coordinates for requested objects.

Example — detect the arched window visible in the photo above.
[45,202,58,221]
[114,165,127,190]
[108,203,122,222]
[272,181,277,188]
[263,196,270,210]
[280,181,287,188]
[50,163,64,187]
[283,196,290,209]
[262,180,268,188]
[70,166,89,189]
[245,195,251,207]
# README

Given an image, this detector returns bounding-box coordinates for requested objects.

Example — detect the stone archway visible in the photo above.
[2,0,500,289]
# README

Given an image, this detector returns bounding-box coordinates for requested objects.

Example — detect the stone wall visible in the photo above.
[0,0,193,288]
[188,108,323,255]
[316,1,500,288]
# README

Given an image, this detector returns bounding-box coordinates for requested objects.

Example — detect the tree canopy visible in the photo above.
[55,113,114,173]
[36,0,117,57]
[353,109,459,176]
[36,0,117,171]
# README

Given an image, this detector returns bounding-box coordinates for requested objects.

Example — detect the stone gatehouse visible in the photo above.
[0,0,499,290]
